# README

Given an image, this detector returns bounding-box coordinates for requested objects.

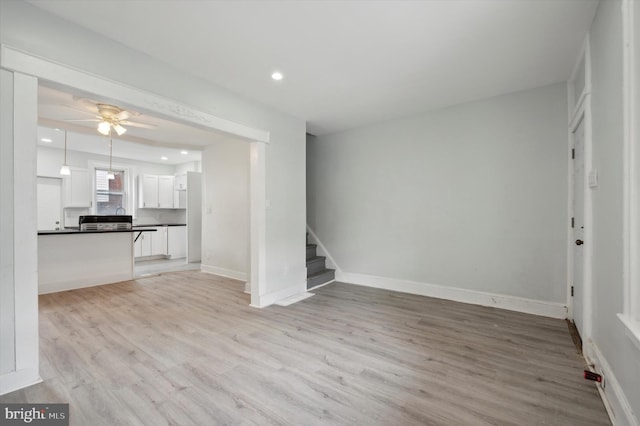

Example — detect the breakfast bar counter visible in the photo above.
[37,228,156,294]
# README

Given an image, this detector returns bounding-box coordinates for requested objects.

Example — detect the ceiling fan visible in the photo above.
[64,102,155,136]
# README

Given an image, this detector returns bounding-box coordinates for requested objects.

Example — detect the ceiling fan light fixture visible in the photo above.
[114,124,127,136]
[98,121,111,135]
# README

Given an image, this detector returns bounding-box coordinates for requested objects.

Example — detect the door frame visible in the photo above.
[567,37,594,339]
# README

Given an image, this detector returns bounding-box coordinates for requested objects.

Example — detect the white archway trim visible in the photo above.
[249,142,267,308]
[0,45,270,144]
[619,0,640,351]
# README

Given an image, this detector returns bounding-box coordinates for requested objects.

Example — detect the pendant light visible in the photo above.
[59,131,71,176]
[107,133,115,180]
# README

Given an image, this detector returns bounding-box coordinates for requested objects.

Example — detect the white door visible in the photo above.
[572,116,586,337]
[37,177,62,230]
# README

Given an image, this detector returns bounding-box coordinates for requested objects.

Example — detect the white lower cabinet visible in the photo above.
[134,227,168,258]
[167,226,187,258]
[152,226,168,256]
[134,232,152,257]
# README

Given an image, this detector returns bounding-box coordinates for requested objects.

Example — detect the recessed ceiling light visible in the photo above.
[161,156,168,161]
[271,72,283,81]
[180,150,188,155]
[41,138,53,143]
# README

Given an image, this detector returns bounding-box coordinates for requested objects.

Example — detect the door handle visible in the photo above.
[576,239,584,246]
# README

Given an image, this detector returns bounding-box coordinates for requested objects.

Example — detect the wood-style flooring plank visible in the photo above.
[1,272,610,425]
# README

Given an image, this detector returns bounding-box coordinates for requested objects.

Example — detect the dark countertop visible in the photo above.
[38,228,158,236]
[132,223,186,227]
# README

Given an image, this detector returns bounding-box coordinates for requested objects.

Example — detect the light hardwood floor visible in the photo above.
[1,272,610,425]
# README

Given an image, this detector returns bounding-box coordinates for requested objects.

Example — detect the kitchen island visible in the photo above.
[38,228,156,294]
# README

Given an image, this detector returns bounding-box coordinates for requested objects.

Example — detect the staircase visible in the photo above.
[306,233,335,289]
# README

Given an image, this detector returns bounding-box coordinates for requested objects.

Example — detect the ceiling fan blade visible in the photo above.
[114,110,132,121]
[63,118,101,122]
[121,121,156,129]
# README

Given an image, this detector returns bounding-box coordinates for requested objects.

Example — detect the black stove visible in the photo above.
[78,215,132,231]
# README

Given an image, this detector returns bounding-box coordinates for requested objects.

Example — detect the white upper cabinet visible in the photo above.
[158,176,175,208]
[139,174,174,209]
[63,167,92,208]
[139,174,159,208]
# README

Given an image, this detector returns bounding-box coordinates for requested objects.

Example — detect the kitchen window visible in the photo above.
[95,168,126,215]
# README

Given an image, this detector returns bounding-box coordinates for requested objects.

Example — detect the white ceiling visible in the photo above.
[37,125,202,166]
[29,0,598,136]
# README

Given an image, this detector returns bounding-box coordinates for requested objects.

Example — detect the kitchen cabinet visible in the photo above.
[158,176,174,208]
[167,226,187,258]
[134,231,152,257]
[134,226,167,258]
[139,175,158,208]
[138,174,174,208]
[63,167,92,208]
[151,226,168,256]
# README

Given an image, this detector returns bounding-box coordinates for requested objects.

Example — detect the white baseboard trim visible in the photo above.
[339,272,568,319]
[306,225,342,273]
[583,339,639,426]
[0,368,42,396]
[200,265,247,282]
[274,292,314,306]
[250,282,306,308]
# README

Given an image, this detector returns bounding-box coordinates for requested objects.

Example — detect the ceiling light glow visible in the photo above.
[98,121,111,135]
[271,72,283,81]
[161,156,168,161]
[41,138,53,143]
[180,150,188,155]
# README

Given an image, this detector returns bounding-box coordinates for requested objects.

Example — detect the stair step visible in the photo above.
[307,268,335,289]
[306,243,317,260]
[306,255,327,275]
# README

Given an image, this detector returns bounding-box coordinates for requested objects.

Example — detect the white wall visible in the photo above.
[175,161,201,174]
[309,83,568,304]
[1,0,306,394]
[201,140,249,280]
[587,0,640,421]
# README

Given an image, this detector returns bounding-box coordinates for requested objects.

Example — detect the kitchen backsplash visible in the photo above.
[134,208,187,225]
